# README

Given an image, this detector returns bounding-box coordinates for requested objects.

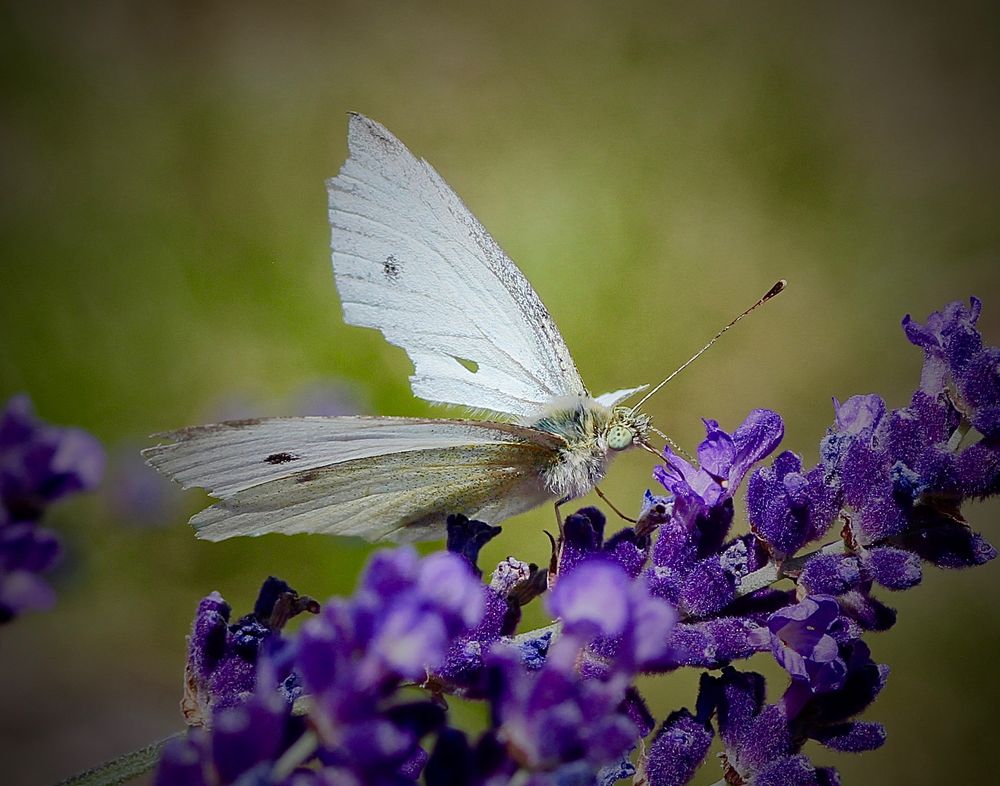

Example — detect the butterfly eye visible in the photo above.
[607,424,633,451]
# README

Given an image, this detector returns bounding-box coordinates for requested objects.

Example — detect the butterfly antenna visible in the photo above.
[629,279,787,413]
[649,425,694,462]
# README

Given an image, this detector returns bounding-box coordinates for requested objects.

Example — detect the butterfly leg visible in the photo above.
[594,486,638,524]
[553,495,572,535]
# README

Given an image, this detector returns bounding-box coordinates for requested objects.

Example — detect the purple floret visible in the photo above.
[655,410,783,533]
[642,709,713,786]
[816,374,998,566]
[747,451,840,559]
[798,553,862,596]
[446,513,502,576]
[763,596,847,697]
[700,651,886,786]
[554,506,651,584]
[863,547,922,590]
[647,410,784,623]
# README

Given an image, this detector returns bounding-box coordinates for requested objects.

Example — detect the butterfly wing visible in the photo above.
[144,416,561,542]
[329,114,588,418]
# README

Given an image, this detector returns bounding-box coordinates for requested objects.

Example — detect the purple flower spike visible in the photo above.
[765,596,847,697]
[702,669,796,784]
[435,556,536,690]
[296,548,485,782]
[702,660,884,786]
[348,548,485,683]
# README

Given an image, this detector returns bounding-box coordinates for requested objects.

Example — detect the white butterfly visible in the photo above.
[146,114,780,542]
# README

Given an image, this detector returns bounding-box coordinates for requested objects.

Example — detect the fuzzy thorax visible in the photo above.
[524,396,650,499]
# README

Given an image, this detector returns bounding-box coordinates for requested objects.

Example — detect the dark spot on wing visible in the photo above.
[296,470,322,484]
[383,255,401,281]
[265,452,300,465]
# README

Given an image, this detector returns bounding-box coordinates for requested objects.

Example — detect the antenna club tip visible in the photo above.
[765,279,787,299]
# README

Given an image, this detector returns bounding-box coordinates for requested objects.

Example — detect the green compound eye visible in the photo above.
[607,424,633,451]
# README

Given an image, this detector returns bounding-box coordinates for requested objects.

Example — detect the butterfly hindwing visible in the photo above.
[144,416,562,541]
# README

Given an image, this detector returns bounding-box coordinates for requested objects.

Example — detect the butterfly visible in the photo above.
[145,113,782,543]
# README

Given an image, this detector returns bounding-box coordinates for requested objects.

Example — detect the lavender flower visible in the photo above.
[555,506,649,582]
[471,557,674,782]
[435,552,539,691]
[654,408,784,536]
[549,557,676,673]
[485,643,640,778]
[747,298,1000,577]
[0,394,104,623]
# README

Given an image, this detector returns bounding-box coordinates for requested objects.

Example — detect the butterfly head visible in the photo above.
[605,407,651,451]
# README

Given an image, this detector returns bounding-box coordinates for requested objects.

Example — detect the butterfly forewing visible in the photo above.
[328,114,588,418]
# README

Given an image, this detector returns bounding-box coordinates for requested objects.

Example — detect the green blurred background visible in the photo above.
[1,1,998,783]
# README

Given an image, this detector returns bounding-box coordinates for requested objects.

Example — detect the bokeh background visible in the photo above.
[2,1,998,783]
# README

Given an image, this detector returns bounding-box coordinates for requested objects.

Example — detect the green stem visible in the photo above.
[55,732,182,786]
[271,729,318,780]
[734,539,848,600]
